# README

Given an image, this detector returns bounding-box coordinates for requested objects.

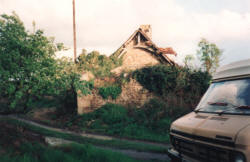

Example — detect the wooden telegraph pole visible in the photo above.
[72,0,77,63]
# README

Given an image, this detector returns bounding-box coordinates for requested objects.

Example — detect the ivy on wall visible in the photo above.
[98,85,122,100]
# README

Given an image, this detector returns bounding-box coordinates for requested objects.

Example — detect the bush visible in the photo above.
[133,65,211,96]
[133,98,190,132]
[99,85,122,99]
[96,103,128,124]
[133,65,179,95]
[133,65,211,110]
[81,103,128,127]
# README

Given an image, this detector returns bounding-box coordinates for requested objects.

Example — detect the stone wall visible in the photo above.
[112,47,160,74]
[77,78,155,114]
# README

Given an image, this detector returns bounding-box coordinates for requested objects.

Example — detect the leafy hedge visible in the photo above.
[132,65,179,95]
[98,85,122,99]
[133,65,211,96]
[132,65,211,107]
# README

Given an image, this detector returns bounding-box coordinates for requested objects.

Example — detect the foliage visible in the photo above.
[197,38,223,74]
[65,65,211,142]
[0,142,138,162]
[133,65,211,109]
[77,50,122,77]
[52,58,93,115]
[117,72,131,85]
[131,98,189,132]
[28,97,58,109]
[133,65,179,95]
[184,54,195,68]
[179,68,211,95]
[2,117,166,153]
[0,13,91,114]
[133,65,211,95]
[98,85,122,99]
[66,102,189,142]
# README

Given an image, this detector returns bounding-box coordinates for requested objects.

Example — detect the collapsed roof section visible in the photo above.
[113,25,177,65]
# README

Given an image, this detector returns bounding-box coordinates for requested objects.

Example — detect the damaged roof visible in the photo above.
[113,26,177,65]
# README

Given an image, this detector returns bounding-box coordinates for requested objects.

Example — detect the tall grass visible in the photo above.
[0,142,138,162]
[68,101,189,143]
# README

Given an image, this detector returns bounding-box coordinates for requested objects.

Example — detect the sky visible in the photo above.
[1,0,250,65]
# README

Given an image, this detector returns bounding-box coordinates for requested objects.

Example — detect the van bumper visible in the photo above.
[167,148,182,162]
[167,148,194,162]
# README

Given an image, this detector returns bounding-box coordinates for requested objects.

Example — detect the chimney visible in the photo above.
[139,25,152,39]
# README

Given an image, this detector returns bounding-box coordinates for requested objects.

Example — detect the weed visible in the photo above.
[98,85,122,99]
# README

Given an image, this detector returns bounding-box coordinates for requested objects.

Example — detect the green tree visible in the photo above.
[196,38,222,74]
[184,54,195,68]
[0,13,90,113]
[77,50,122,77]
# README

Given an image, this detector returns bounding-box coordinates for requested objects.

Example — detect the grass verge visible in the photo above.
[0,117,168,154]
[0,141,139,162]
[63,102,185,143]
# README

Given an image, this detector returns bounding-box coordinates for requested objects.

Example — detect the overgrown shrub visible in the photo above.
[98,85,122,99]
[94,103,128,124]
[132,98,190,132]
[133,65,179,95]
[140,98,190,119]
[79,103,130,134]
[133,65,211,109]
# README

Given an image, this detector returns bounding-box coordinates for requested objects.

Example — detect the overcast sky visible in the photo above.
[1,0,250,65]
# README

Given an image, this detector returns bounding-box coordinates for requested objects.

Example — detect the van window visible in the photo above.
[195,78,250,114]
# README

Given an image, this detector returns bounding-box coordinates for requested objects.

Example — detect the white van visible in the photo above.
[168,59,250,162]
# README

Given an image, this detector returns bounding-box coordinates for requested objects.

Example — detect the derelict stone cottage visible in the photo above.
[111,25,177,74]
[77,25,177,114]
